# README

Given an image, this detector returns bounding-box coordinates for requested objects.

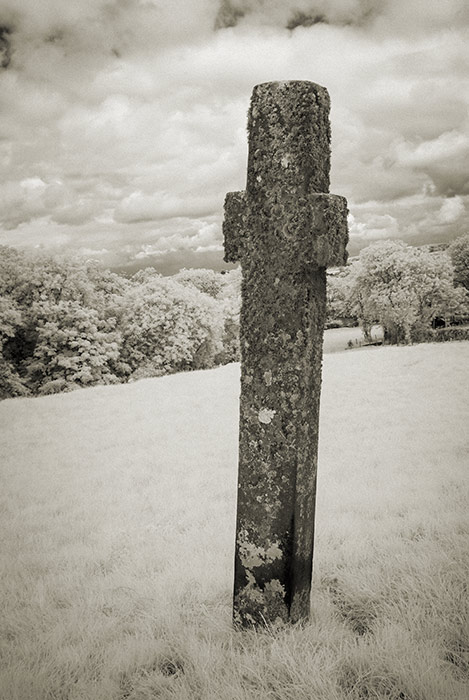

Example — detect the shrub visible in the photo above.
[431,326,469,342]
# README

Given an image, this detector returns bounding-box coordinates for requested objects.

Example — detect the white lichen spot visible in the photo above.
[256,175,262,183]
[244,572,264,603]
[238,532,283,568]
[258,408,276,424]
[280,155,290,168]
[238,538,265,568]
[274,277,280,285]
[263,370,272,386]
[265,542,283,561]
[264,579,286,596]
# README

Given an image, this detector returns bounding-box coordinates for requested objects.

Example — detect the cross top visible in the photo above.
[246,81,331,197]
[224,81,348,272]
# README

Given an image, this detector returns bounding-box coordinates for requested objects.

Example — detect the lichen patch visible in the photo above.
[238,531,283,569]
[258,407,276,424]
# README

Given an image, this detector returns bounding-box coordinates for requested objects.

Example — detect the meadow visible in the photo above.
[0,340,468,700]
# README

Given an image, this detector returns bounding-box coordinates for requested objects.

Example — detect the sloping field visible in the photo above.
[0,342,468,700]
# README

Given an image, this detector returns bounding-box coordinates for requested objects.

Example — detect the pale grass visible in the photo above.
[0,341,468,699]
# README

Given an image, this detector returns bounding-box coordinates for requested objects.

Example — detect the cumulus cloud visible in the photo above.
[0,178,48,229]
[0,0,468,270]
[437,196,465,224]
[347,193,469,255]
[214,0,469,33]
[115,191,220,223]
[1,0,216,65]
[214,0,372,29]
[0,176,105,230]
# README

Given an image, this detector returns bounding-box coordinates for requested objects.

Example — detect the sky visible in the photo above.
[0,0,468,275]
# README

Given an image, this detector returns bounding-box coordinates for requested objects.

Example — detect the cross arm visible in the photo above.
[223,191,248,263]
[307,193,349,268]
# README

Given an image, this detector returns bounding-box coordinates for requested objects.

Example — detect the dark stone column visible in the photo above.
[223,81,348,626]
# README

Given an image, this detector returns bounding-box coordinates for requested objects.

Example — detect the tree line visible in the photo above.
[0,247,240,399]
[1,234,468,399]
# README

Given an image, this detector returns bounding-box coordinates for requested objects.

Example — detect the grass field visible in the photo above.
[1,341,468,700]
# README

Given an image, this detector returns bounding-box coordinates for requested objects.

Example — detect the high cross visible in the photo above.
[223,81,348,626]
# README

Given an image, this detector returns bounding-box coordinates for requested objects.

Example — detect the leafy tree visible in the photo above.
[0,296,22,345]
[0,246,31,299]
[448,233,469,291]
[25,300,121,395]
[0,247,128,396]
[173,267,226,298]
[0,246,127,312]
[0,296,29,398]
[131,266,241,366]
[217,268,241,363]
[0,248,38,392]
[343,241,465,344]
[326,271,358,327]
[119,275,224,379]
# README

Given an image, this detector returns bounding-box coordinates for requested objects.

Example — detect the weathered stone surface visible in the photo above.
[246,81,331,197]
[223,80,348,626]
[223,191,247,263]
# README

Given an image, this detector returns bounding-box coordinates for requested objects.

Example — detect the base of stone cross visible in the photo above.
[224,80,348,628]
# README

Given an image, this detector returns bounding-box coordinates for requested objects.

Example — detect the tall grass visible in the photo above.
[1,342,468,699]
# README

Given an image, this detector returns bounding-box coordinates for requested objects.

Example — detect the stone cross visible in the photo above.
[223,81,348,626]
